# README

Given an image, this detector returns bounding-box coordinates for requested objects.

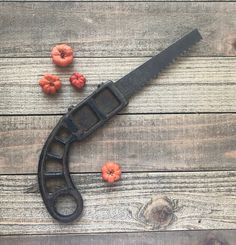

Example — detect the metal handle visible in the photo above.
[38,81,128,223]
[38,121,83,222]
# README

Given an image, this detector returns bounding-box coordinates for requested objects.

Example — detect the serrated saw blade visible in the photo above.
[115,29,202,99]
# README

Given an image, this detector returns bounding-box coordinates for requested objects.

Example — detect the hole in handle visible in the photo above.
[49,189,84,223]
[54,193,78,216]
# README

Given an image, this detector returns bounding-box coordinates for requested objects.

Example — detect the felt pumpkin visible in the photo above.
[51,44,74,67]
[70,72,86,90]
[101,161,122,183]
[39,74,62,95]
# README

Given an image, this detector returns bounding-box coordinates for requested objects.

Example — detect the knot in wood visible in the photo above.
[142,196,177,228]
[200,234,229,245]
[221,34,236,56]
[204,238,225,245]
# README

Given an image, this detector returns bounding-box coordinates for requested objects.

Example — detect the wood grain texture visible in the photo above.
[2,0,236,2]
[0,171,235,235]
[0,0,235,239]
[1,113,236,174]
[1,230,236,245]
[1,57,236,114]
[1,2,236,57]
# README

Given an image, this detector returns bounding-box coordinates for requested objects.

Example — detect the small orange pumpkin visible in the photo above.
[70,72,86,90]
[101,161,121,183]
[39,74,62,95]
[51,44,74,67]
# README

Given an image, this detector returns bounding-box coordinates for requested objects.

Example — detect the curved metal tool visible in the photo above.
[38,82,128,222]
[38,118,83,223]
[38,29,202,223]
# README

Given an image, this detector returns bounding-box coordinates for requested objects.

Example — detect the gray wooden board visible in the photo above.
[0,0,236,240]
[1,57,236,114]
[1,114,236,174]
[1,230,236,245]
[2,0,236,2]
[0,171,235,235]
[0,3,236,57]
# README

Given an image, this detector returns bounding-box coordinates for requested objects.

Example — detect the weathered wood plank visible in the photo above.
[1,113,236,174]
[0,3,236,57]
[1,230,236,245]
[2,0,236,2]
[0,171,235,235]
[1,57,236,114]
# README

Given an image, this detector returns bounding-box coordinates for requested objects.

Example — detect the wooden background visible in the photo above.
[0,1,236,244]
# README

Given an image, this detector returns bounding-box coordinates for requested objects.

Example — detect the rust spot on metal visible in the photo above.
[140,196,178,229]
[224,150,236,159]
